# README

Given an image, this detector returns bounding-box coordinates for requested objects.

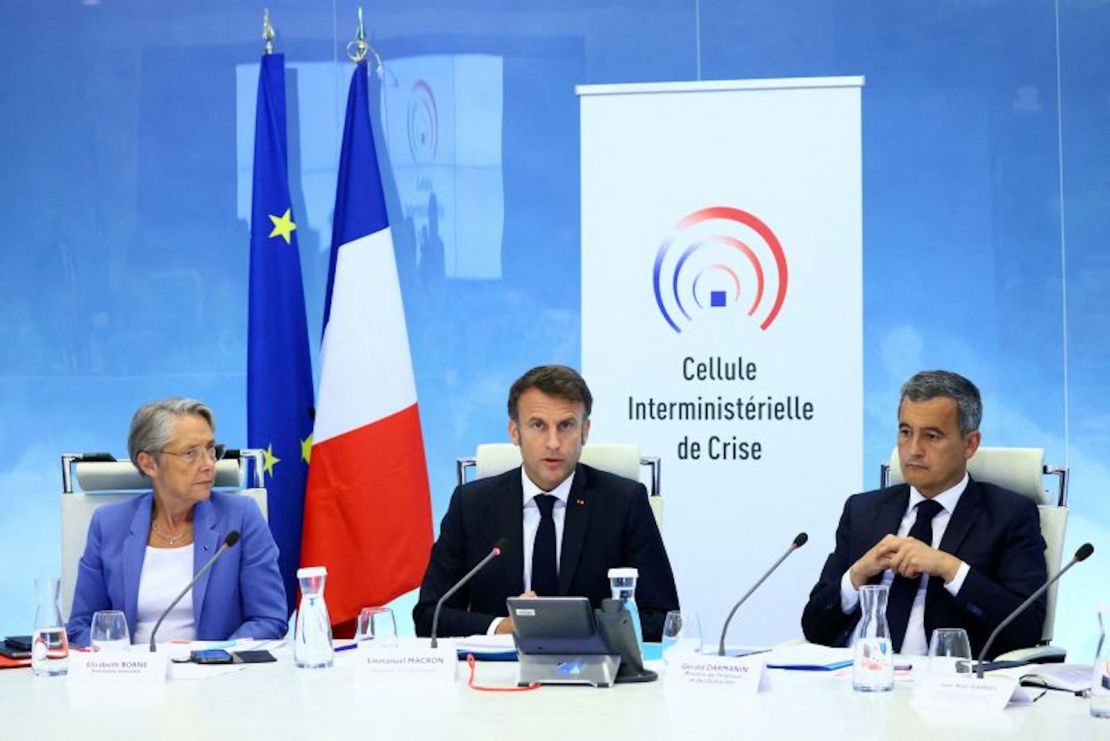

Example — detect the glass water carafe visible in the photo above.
[294,566,333,669]
[852,584,894,692]
[31,577,69,677]
[608,567,644,656]
[1092,606,1110,719]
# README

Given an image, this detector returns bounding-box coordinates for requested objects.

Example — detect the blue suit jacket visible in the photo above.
[800,478,1047,659]
[67,491,288,647]
[412,464,680,642]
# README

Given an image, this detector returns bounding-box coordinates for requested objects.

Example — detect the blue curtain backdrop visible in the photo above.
[0,1,1106,653]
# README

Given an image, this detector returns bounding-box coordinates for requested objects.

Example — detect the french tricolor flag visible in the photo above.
[302,59,433,634]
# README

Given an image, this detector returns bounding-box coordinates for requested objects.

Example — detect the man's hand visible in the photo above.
[849,535,901,589]
[887,538,962,583]
[494,590,539,635]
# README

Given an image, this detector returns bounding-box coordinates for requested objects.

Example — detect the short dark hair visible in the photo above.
[899,370,982,436]
[507,365,593,421]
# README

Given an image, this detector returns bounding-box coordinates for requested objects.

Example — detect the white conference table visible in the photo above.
[0,645,1103,740]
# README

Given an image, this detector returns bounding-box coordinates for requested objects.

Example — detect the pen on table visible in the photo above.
[335,642,358,653]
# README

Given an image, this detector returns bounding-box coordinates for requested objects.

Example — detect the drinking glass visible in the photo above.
[927,628,972,675]
[661,610,702,662]
[355,606,398,648]
[90,610,131,652]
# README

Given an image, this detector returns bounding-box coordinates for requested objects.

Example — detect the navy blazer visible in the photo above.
[413,464,680,642]
[800,478,1047,659]
[67,491,288,647]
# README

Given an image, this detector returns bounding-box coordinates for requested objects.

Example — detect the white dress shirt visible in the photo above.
[840,473,972,655]
[487,468,575,635]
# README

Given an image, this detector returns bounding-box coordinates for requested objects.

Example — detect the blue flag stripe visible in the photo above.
[321,60,390,330]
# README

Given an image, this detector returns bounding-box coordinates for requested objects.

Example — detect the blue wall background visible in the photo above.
[0,0,1106,653]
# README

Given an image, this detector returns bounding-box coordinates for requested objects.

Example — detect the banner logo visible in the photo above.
[652,206,789,333]
[407,80,438,162]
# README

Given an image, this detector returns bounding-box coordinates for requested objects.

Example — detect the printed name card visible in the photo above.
[67,650,169,685]
[354,641,457,688]
[913,673,1020,712]
[665,653,770,695]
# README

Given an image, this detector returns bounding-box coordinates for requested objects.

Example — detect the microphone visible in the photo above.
[718,532,808,656]
[429,538,509,649]
[149,530,241,652]
[975,542,1094,678]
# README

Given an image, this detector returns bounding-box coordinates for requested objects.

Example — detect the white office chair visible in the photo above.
[455,443,664,526]
[59,450,269,621]
[882,446,1069,663]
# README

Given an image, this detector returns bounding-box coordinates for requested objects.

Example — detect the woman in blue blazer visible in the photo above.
[67,398,287,647]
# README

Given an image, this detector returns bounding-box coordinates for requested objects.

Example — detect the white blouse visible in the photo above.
[132,545,197,646]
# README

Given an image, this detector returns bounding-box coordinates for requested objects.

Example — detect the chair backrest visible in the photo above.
[885,447,1056,504]
[458,443,663,525]
[59,451,268,621]
[882,446,1068,644]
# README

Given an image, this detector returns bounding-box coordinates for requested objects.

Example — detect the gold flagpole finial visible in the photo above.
[262,9,275,55]
[345,7,384,76]
[346,6,369,63]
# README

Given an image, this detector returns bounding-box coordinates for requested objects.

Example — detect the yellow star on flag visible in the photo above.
[261,443,281,479]
[268,208,297,244]
[301,435,313,464]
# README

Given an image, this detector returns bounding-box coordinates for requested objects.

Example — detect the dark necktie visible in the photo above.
[531,494,558,596]
[886,498,944,653]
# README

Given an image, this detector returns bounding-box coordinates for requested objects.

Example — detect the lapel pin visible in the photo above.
[576,498,585,506]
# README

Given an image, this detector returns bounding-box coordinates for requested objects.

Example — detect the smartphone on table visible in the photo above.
[190,649,234,664]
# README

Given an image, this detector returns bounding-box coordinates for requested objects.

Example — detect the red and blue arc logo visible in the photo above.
[652,206,789,333]
[407,80,438,162]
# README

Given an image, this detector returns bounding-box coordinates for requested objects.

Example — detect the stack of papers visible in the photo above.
[454,634,517,661]
[996,663,1092,693]
[765,644,854,671]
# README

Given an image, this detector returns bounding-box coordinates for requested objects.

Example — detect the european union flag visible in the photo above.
[247,53,314,616]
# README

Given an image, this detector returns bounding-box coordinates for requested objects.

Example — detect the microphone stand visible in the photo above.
[718,534,808,656]
[975,543,1093,678]
[149,531,240,652]
[430,540,507,649]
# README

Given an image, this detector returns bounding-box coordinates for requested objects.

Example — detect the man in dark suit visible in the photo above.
[413,365,679,641]
[801,370,1046,659]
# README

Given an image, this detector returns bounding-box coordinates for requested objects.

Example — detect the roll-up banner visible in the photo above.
[579,77,864,645]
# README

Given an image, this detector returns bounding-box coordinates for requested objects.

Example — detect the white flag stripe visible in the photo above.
[312,227,417,444]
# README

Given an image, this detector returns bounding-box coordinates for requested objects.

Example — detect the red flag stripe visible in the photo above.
[301,403,433,625]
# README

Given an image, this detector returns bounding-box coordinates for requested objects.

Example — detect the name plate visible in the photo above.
[67,651,169,685]
[913,673,1019,712]
[665,652,770,694]
[354,641,457,688]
